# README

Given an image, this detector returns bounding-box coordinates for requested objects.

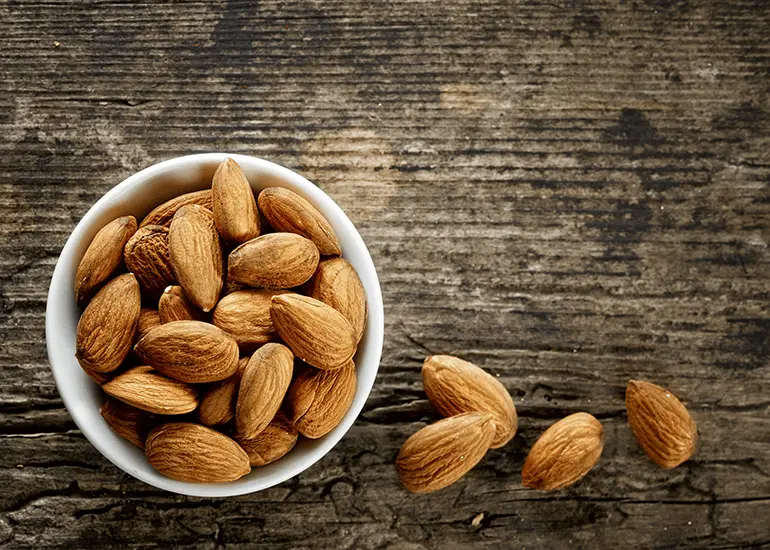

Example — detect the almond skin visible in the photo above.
[100,398,159,448]
[286,361,356,439]
[521,412,604,491]
[102,366,199,415]
[168,205,223,312]
[211,289,287,350]
[198,357,249,426]
[237,412,298,467]
[422,355,517,449]
[137,308,161,341]
[75,215,137,304]
[140,190,212,228]
[310,258,367,343]
[145,422,251,483]
[236,343,294,439]
[258,187,341,256]
[227,233,320,289]
[271,293,357,370]
[134,320,239,383]
[626,380,698,469]
[76,273,141,373]
[211,158,260,244]
[123,224,176,301]
[396,412,496,494]
[158,285,206,324]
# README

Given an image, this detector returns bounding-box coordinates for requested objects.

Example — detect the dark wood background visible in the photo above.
[1,0,769,548]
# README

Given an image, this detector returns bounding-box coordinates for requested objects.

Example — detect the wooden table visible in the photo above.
[2,1,769,548]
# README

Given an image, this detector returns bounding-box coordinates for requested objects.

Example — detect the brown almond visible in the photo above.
[134,320,239,383]
[237,412,298,467]
[258,187,341,255]
[102,366,199,415]
[146,422,251,483]
[271,293,356,370]
[100,398,159,448]
[140,190,212,228]
[158,285,206,324]
[76,273,141,373]
[396,412,496,494]
[522,412,604,491]
[211,158,260,244]
[123,225,175,301]
[75,215,137,304]
[286,361,356,439]
[211,289,287,349]
[236,343,294,439]
[227,233,320,289]
[310,258,367,343]
[198,357,249,426]
[137,308,161,341]
[168,205,223,312]
[626,380,698,469]
[422,355,517,448]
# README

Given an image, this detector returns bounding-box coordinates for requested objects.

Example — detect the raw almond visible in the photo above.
[310,257,367,343]
[168,205,223,312]
[198,357,249,426]
[75,215,137,304]
[140,190,212,228]
[237,412,298,467]
[211,289,286,349]
[521,412,604,491]
[145,422,251,483]
[137,308,161,340]
[626,380,698,469]
[134,320,239,383]
[76,273,141,373]
[102,366,199,415]
[396,412,496,494]
[286,361,356,439]
[100,398,159,448]
[236,343,294,439]
[258,187,341,255]
[158,285,206,323]
[123,224,175,301]
[227,233,319,289]
[422,355,517,448]
[271,293,356,370]
[211,158,260,244]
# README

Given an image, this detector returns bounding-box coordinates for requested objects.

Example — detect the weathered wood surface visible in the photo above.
[1,0,769,548]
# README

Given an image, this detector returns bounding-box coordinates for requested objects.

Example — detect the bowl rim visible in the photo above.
[45,153,384,497]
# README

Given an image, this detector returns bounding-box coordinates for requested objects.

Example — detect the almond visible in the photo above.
[76,273,141,373]
[211,158,260,244]
[211,289,286,349]
[140,190,212,228]
[198,357,249,426]
[100,398,159,448]
[626,380,698,469]
[82,363,113,385]
[310,258,367,343]
[521,412,604,491]
[145,422,251,483]
[258,187,341,255]
[158,285,206,324]
[168,205,223,312]
[422,355,517,448]
[102,366,199,415]
[286,361,356,439]
[271,293,356,370]
[227,233,319,289]
[396,412,496,494]
[137,308,161,340]
[75,215,137,304]
[237,412,298,467]
[134,320,239,383]
[123,224,175,301]
[236,343,294,439]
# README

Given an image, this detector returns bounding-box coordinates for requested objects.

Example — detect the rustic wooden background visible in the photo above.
[1,0,769,548]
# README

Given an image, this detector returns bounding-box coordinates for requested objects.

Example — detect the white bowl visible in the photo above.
[46,153,384,497]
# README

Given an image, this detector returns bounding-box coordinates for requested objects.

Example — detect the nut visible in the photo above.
[286,361,356,439]
[102,366,199,415]
[140,190,212,228]
[310,257,367,343]
[211,158,260,243]
[227,233,320,289]
[123,224,175,301]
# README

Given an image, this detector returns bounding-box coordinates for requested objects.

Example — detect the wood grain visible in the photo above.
[1,0,769,547]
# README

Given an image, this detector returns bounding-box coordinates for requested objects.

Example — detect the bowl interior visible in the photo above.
[46,153,384,497]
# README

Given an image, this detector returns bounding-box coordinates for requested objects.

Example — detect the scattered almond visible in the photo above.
[237,412,298,467]
[310,257,367,343]
[227,233,319,289]
[102,366,199,415]
[286,361,356,439]
[158,285,206,323]
[123,224,175,300]
[140,190,212,228]
[212,158,260,243]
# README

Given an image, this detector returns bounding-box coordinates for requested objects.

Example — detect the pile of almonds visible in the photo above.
[74,158,367,483]
[396,356,698,493]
